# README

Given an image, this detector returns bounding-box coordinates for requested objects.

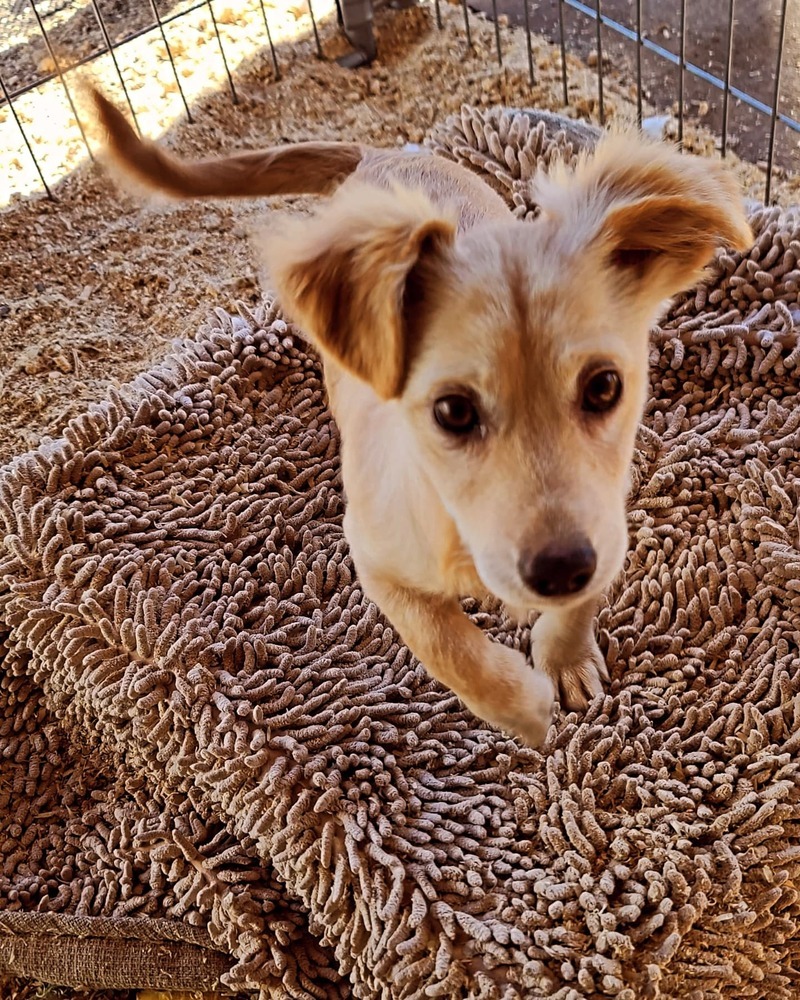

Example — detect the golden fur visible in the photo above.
[90,86,752,746]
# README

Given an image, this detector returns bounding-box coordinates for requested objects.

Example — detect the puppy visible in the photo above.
[90,89,752,747]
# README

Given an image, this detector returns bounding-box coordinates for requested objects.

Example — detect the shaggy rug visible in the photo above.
[3,106,800,1000]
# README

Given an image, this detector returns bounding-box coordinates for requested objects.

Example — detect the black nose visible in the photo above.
[519,539,597,597]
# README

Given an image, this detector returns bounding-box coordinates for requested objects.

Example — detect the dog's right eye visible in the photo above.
[433,394,480,435]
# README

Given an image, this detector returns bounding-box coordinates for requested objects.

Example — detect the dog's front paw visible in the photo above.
[531,617,608,712]
[465,644,555,748]
[508,665,556,747]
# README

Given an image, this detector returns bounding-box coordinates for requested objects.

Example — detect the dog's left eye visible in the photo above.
[581,369,622,413]
[433,394,481,435]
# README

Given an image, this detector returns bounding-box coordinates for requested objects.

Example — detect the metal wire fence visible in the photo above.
[554,0,797,203]
[1,0,798,203]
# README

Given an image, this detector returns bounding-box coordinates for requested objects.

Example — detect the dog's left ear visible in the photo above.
[261,182,455,399]
[535,132,753,308]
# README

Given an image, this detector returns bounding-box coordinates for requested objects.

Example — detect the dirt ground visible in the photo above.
[470,0,800,173]
[0,2,798,998]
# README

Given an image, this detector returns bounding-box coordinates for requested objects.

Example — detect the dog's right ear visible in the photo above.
[261,182,455,400]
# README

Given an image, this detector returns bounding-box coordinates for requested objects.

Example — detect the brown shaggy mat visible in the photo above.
[3,106,800,1000]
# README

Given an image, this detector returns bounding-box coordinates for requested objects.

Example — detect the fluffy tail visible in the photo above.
[89,87,364,199]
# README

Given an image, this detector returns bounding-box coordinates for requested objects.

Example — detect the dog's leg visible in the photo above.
[530,600,608,711]
[360,571,554,747]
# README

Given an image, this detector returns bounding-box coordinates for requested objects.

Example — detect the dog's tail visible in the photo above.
[89,87,364,199]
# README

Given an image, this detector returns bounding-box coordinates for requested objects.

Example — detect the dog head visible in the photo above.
[265,133,752,613]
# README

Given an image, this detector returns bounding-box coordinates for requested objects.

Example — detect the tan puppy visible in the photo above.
[90,89,752,746]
